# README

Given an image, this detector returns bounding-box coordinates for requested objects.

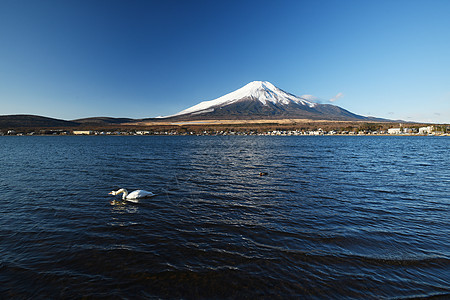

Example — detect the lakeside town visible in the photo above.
[1,125,448,136]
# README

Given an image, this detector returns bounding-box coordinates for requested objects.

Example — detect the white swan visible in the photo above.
[109,188,155,202]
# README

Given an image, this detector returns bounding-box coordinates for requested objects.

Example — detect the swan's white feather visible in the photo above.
[109,188,156,202]
[126,189,155,199]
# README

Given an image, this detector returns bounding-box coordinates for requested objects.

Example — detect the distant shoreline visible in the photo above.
[1,131,448,137]
[1,116,448,136]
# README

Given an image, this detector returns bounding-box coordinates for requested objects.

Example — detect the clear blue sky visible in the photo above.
[1,0,449,123]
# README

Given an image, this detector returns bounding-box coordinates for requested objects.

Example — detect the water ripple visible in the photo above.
[0,136,449,298]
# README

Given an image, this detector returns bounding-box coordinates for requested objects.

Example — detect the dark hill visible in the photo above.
[0,115,79,129]
[73,117,136,125]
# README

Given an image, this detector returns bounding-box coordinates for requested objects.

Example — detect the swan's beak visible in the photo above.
[108,191,113,195]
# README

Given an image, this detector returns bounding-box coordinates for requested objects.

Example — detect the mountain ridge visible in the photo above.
[0,81,395,128]
[160,81,384,122]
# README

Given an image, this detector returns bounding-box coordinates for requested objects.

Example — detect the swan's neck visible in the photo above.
[119,188,128,200]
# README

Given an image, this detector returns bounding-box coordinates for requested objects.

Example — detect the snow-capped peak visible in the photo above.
[167,81,317,117]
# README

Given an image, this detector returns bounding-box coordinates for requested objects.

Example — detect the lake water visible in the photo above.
[0,136,449,299]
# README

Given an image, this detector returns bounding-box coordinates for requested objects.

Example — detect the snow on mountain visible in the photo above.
[167,81,317,118]
[158,80,378,121]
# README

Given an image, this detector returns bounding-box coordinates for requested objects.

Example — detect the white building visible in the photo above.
[136,131,150,135]
[73,130,93,135]
[388,128,402,134]
[419,126,434,134]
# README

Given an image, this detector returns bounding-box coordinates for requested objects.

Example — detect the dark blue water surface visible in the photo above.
[0,136,449,299]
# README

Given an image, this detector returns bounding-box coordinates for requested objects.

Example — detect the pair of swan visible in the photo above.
[109,188,155,203]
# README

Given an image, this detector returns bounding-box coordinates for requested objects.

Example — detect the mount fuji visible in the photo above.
[161,81,376,121]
